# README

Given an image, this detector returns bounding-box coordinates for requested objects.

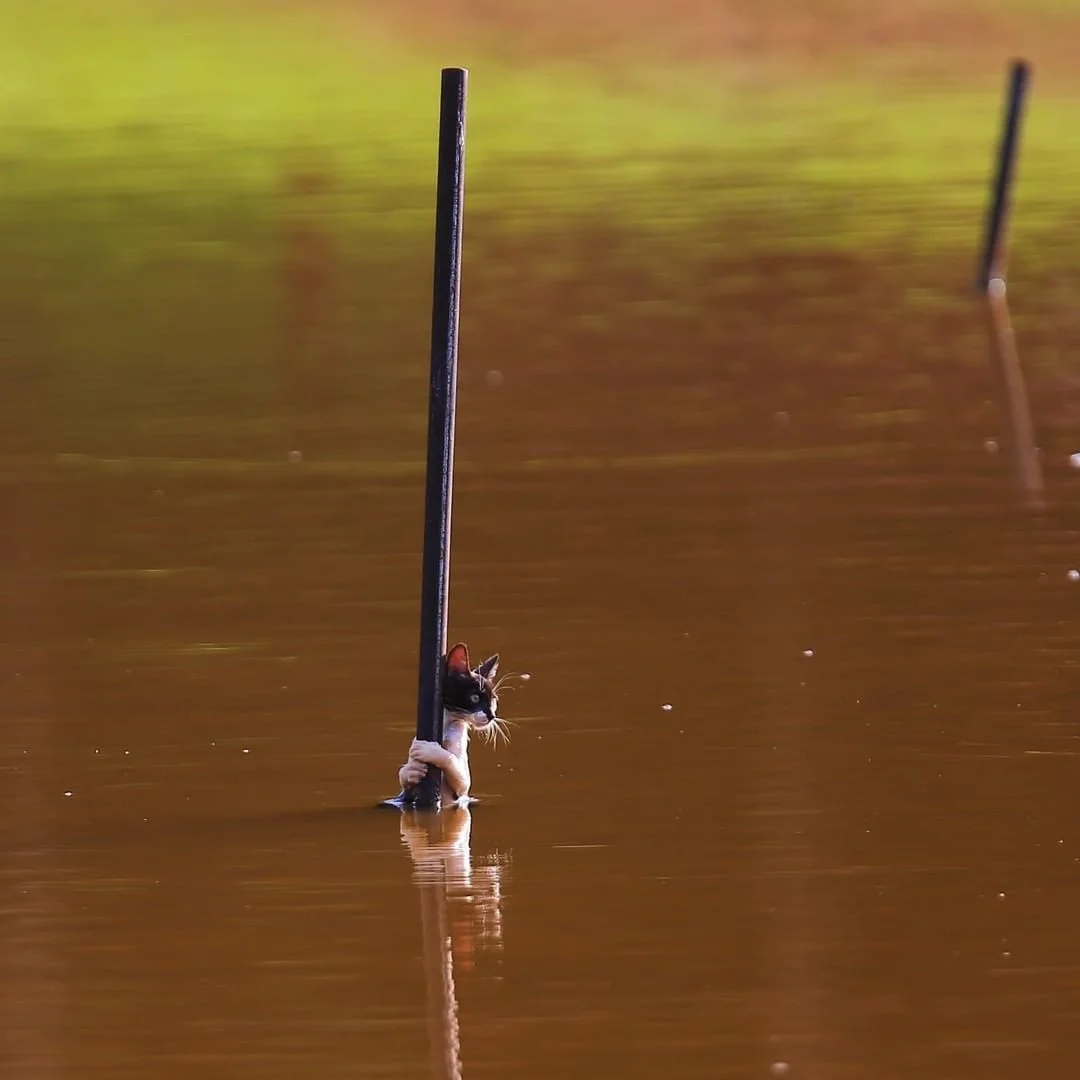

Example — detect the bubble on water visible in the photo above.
[63,791,73,798]
[1070,453,1080,469]
[486,369,504,387]
[984,438,999,454]
[802,649,814,658]
[661,703,673,711]
[1068,570,1080,582]
[770,1064,790,1077]
[287,449,303,464]
[520,673,531,681]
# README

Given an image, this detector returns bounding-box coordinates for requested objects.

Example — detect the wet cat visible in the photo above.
[397,642,506,806]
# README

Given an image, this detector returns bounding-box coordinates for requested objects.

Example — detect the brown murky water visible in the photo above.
[6,429,1080,1078]
[5,172,1080,1077]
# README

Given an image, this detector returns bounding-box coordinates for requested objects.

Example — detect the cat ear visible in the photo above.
[477,654,500,680]
[446,642,471,675]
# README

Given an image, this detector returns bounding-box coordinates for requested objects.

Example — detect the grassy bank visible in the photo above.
[2,0,1078,250]
[3,1,1079,464]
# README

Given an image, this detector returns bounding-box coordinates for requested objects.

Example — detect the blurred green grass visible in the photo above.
[4,0,1079,463]
[1,0,1076,247]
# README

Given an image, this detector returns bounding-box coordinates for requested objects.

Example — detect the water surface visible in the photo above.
[6,415,1080,1078]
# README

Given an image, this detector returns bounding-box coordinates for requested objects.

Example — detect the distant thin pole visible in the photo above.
[411,68,469,809]
[977,60,1029,292]
[977,59,1043,508]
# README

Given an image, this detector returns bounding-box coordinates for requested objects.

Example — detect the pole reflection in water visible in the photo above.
[399,808,509,1080]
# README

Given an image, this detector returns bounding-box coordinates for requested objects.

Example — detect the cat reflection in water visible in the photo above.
[397,642,511,807]
[399,806,509,968]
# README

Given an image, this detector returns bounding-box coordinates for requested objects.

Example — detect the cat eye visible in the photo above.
[469,693,480,704]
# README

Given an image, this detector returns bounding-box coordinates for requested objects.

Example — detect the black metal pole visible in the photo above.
[974,59,1043,507]
[410,68,469,809]
[977,59,1029,291]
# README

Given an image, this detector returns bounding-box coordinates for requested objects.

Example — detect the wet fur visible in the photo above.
[397,643,505,806]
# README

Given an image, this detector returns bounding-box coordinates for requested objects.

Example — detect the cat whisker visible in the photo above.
[479,716,511,748]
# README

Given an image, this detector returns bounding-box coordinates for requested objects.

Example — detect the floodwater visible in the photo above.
[5,229,1080,1078]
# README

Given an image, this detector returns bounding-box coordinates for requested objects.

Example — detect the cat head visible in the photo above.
[443,642,500,729]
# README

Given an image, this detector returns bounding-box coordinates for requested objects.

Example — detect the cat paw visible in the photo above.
[409,739,446,766]
[399,761,428,787]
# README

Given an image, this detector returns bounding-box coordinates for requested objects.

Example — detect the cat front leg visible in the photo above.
[409,739,471,800]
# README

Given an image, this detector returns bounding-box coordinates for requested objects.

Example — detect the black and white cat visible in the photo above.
[397,643,506,806]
